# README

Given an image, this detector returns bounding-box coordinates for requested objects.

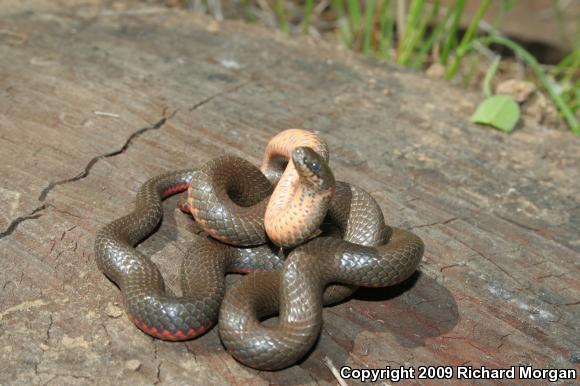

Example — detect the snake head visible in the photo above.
[292,147,335,192]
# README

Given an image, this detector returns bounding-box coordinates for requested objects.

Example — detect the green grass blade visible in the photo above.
[562,50,580,85]
[440,0,466,65]
[303,0,315,35]
[346,0,362,33]
[482,56,501,97]
[274,0,289,33]
[399,0,438,66]
[331,0,354,47]
[362,0,378,54]
[397,0,426,65]
[378,0,394,60]
[551,50,577,76]
[446,0,492,79]
[410,4,453,69]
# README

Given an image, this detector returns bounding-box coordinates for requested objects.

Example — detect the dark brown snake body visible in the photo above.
[219,182,424,369]
[95,169,285,339]
[95,129,424,368]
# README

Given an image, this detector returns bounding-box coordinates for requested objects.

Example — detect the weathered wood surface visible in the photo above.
[0,2,578,385]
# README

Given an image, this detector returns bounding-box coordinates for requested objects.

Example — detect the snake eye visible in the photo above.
[310,162,320,172]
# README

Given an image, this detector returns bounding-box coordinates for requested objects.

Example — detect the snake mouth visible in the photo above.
[292,147,335,191]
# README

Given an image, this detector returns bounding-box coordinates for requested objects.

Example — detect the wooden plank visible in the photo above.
[0,2,578,385]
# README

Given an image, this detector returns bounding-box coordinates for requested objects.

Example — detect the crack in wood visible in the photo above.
[44,314,53,346]
[439,263,462,273]
[38,108,177,202]
[153,340,162,385]
[410,217,459,229]
[188,81,250,112]
[0,204,47,239]
[0,108,180,241]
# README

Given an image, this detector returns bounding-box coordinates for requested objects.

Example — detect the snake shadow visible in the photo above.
[129,191,460,384]
[255,271,459,385]
[345,271,459,347]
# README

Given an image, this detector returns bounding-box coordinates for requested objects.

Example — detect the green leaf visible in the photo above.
[471,95,520,132]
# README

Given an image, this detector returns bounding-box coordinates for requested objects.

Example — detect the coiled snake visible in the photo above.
[95,129,424,369]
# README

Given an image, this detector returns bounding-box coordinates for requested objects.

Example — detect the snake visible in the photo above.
[95,169,286,340]
[218,181,424,370]
[95,128,424,367]
[94,129,333,339]
[187,129,333,248]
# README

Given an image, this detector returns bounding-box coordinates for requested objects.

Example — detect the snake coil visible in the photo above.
[95,129,424,369]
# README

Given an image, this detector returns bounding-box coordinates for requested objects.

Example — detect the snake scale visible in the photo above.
[95,129,424,369]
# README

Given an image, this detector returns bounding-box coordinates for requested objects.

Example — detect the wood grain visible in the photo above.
[0,2,578,385]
